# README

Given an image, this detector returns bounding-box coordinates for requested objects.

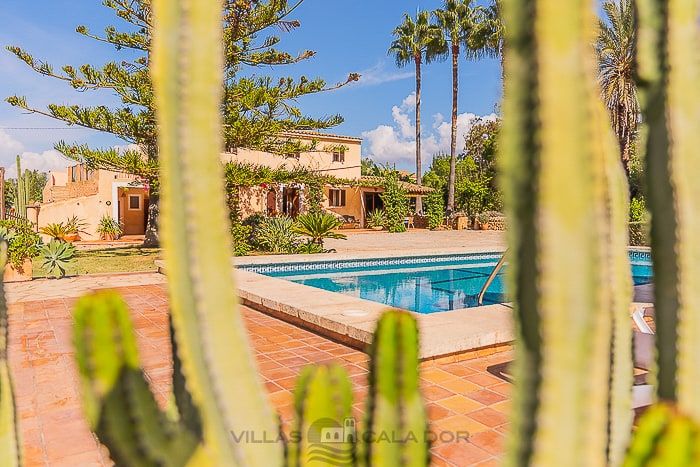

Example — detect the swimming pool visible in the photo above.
[242,250,653,314]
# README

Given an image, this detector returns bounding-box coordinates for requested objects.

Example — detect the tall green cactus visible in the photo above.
[500,0,633,465]
[0,246,21,466]
[14,155,26,218]
[636,0,700,416]
[621,0,700,463]
[363,310,428,466]
[287,364,355,466]
[286,310,428,467]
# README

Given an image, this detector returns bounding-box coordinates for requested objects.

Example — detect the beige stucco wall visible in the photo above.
[36,195,108,242]
[221,132,362,180]
[38,166,146,240]
[237,186,268,219]
[323,186,366,227]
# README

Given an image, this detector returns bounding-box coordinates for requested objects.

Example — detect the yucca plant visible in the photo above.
[293,212,346,248]
[38,239,76,278]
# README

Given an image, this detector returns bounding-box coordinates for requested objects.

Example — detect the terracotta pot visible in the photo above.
[101,233,116,241]
[62,233,80,242]
[371,226,383,231]
[4,258,33,283]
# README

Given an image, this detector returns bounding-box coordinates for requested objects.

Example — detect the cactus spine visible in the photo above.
[0,246,21,466]
[500,0,632,465]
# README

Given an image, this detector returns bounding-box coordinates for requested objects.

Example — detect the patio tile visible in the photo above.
[432,440,492,466]
[8,278,513,467]
[468,429,506,456]
[438,395,484,415]
[467,407,509,428]
[466,389,508,406]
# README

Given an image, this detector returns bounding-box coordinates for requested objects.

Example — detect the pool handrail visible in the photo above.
[477,249,508,306]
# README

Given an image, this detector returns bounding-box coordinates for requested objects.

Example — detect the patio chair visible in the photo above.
[404,216,415,229]
[341,215,360,229]
[631,306,655,409]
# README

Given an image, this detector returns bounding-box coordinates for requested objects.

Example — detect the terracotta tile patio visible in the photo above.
[7,276,512,466]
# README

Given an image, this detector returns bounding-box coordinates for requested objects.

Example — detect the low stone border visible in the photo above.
[155,253,516,360]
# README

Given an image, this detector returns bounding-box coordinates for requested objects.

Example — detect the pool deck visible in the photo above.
[5,229,654,466]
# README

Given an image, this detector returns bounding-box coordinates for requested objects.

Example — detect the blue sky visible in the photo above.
[0,0,502,175]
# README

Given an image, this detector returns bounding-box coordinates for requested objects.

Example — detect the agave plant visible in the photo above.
[38,239,76,278]
[256,216,300,254]
[293,212,347,247]
[366,209,388,229]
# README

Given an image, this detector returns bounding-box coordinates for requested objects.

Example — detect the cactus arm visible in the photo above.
[0,246,21,466]
[73,291,199,467]
[501,0,632,465]
[499,1,541,464]
[623,403,700,467]
[169,316,202,436]
[151,0,281,464]
[364,311,428,467]
[636,0,700,416]
[287,365,354,466]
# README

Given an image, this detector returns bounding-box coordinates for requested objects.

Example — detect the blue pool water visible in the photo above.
[243,251,653,314]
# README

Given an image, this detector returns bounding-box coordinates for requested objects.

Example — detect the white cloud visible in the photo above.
[353,61,414,87]
[8,150,72,175]
[0,129,72,175]
[361,95,498,173]
[0,129,24,162]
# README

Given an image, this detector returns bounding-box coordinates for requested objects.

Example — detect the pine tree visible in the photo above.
[6,0,358,246]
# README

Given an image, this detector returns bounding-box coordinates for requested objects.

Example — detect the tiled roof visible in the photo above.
[359,176,434,195]
[279,129,362,141]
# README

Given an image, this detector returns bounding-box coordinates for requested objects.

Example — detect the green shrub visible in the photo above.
[379,170,408,233]
[256,216,299,254]
[96,215,123,239]
[230,224,252,256]
[0,219,41,268]
[629,196,647,222]
[293,212,346,248]
[296,239,324,254]
[424,190,444,230]
[628,222,649,247]
[241,213,266,248]
[366,209,387,228]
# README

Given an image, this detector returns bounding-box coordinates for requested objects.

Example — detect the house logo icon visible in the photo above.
[306,417,355,466]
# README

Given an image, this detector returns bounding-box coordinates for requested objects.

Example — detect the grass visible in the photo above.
[32,247,161,278]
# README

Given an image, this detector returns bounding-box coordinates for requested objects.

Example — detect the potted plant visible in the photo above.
[38,222,70,241]
[477,212,491,230]
[97,214,123,241]
[63,215,89,242]
[366,209,387,230]
[0,219,41,282]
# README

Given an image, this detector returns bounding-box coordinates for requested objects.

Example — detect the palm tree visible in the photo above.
[388,11,443,214]
[596,0,639,178]
[471,0,504,76]
[433,0,483,212]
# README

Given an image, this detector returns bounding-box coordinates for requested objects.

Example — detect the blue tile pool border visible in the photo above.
[239,252,506,275]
